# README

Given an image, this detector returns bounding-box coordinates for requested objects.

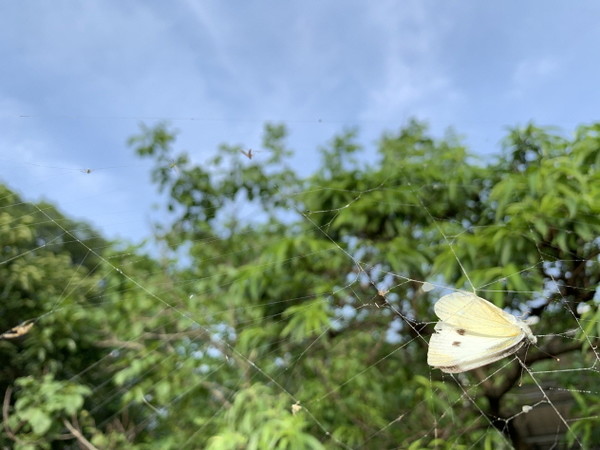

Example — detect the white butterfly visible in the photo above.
[427,292,537,373]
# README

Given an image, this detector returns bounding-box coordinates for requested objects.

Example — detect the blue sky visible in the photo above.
[1,1,600,243]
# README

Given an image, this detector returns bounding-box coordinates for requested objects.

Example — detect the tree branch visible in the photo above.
[95,338,145,351]
[482,337,585,402]
[527,338,586,365]
[2,387,21,443]
[63,418,99,450]
[201,381,233,408]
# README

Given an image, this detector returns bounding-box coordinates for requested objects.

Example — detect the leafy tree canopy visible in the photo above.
[1,120,599,448]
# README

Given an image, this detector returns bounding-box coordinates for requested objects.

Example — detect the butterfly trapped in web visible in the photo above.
[427,292,537,373]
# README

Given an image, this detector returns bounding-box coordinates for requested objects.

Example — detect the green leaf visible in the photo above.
[532,219,548,238]
[23,407,52,435]
[555,232,569,253]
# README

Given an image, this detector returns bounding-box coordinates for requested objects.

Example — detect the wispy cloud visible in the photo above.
[359,1,461,124]
[510,57,560,98]
[2,1,600,240]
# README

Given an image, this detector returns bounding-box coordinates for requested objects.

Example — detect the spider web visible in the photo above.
[1,119,599,449]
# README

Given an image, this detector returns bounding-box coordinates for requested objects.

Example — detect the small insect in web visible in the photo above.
[427,292,537,373]
[80,168,93,174]
[0,320,34,340]
[421,281,435,292]
[240,149,254,159]
[168,160,180,175]
[377,289,389,298]
[291,401,302,415]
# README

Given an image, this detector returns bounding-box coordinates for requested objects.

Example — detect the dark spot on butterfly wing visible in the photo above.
[452,341,461,347]
[456,329,466,335]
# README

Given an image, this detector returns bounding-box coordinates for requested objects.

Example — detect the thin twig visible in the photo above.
[2,387,19,442]
[95,338,145,351]
[63,419,99,450]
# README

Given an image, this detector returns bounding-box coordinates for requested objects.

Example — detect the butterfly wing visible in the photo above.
[434,292,524,338]
[427,322,526,373]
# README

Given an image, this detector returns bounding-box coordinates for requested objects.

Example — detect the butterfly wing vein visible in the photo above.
[427,323,526,372]
[434,292,522,337]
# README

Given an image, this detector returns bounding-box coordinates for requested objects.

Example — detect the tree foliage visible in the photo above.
[1,120,599,448]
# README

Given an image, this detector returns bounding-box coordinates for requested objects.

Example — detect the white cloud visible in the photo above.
[510,57,560,98]
[358,1,461,124]
[2,1,600,242]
